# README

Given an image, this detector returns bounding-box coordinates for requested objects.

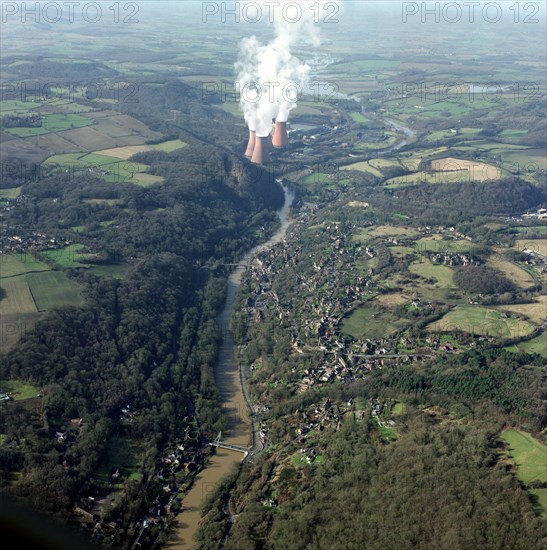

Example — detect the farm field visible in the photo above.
[504,225,547,237]
[0,263,83,318]
[0,99,42,114]
[409,259,455,288]
[3,113,94,138]
[0,253,51,278]
[89,145,150,160]
[38,245,127,278]
[413,235,476,254]
[36,111,164,152]
[0,257,61,348]
[497,295,547,324]
[430,157,501,181]
[341,161,383,177]
[25,132,83,154]
[423,129,460,142]
[354,225,419,240]
[0,276,37,314]
[327,59,400,77]
[27,271,83,311]
[427,306,535,339]
[300,172,331,184]
[151,139,188,152]
[505,333,546,357]
[349,112,376,124]
[370,225,419,237]
[0,187,22,199]
[385,171,451,187]
[341,304,409,340]
[385,157,503,187]
[94,139,187,160]
[346,201,370,208]
[497,147,547,171]
[40,244,93,268]
[486,256,537,289]
[502,429,547,518]
[373,292,409,308]
[43,152,157,185]
[514,239,547,257]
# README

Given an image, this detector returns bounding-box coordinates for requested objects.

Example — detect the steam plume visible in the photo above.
[236,1,338,142]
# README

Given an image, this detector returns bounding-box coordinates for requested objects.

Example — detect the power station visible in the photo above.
[245,120,290,164]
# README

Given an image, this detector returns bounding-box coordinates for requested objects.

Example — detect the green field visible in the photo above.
[0,379,41,401]
[27,271,83,311]
[427,306,535,339]
[459,128,482,136]
[413,236,476,254]
[499,129,528,138]
[496,147,547,171]
[38,245,124,277]
[409,259,455,288]
[341,305,409,340]
[391,402,405,416]
[486,256,536,290]
[0,276,37,314]
[504,226,547,237]
[300,172,332,184]
[43,152,152,185]
[1,268,83,348]
[40,244,97,268]
[3,113,94,138]
[505,333,547,357]
[151,139,187,152]
[502,429,547,517]
[0,99,41,114]
[424,129,459,142]
[349,112,373,124]
[0,254,51,278]
[341,161,383,177]
[0,187,22,199]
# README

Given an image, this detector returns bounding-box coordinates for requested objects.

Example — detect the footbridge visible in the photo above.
[208,432,251,456]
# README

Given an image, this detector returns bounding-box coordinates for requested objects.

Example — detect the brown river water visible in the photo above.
[167,185,295,549]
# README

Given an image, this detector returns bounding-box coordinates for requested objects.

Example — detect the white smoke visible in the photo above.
[236,1,340,137]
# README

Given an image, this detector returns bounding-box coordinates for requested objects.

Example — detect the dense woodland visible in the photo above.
[453,265,516,295]
[369,179,546,226]
[199,416,547,550]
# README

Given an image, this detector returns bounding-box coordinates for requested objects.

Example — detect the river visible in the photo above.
[165,91,413,548]
[167,185,295,549]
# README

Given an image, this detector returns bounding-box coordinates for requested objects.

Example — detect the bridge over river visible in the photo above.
[208,432,251,456]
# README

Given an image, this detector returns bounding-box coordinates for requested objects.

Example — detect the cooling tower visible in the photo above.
[250,135,272,164]
[272,121,289,148]
[244,129,256,157]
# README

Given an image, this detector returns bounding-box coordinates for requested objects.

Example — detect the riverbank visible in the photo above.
[166,185,295,549]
